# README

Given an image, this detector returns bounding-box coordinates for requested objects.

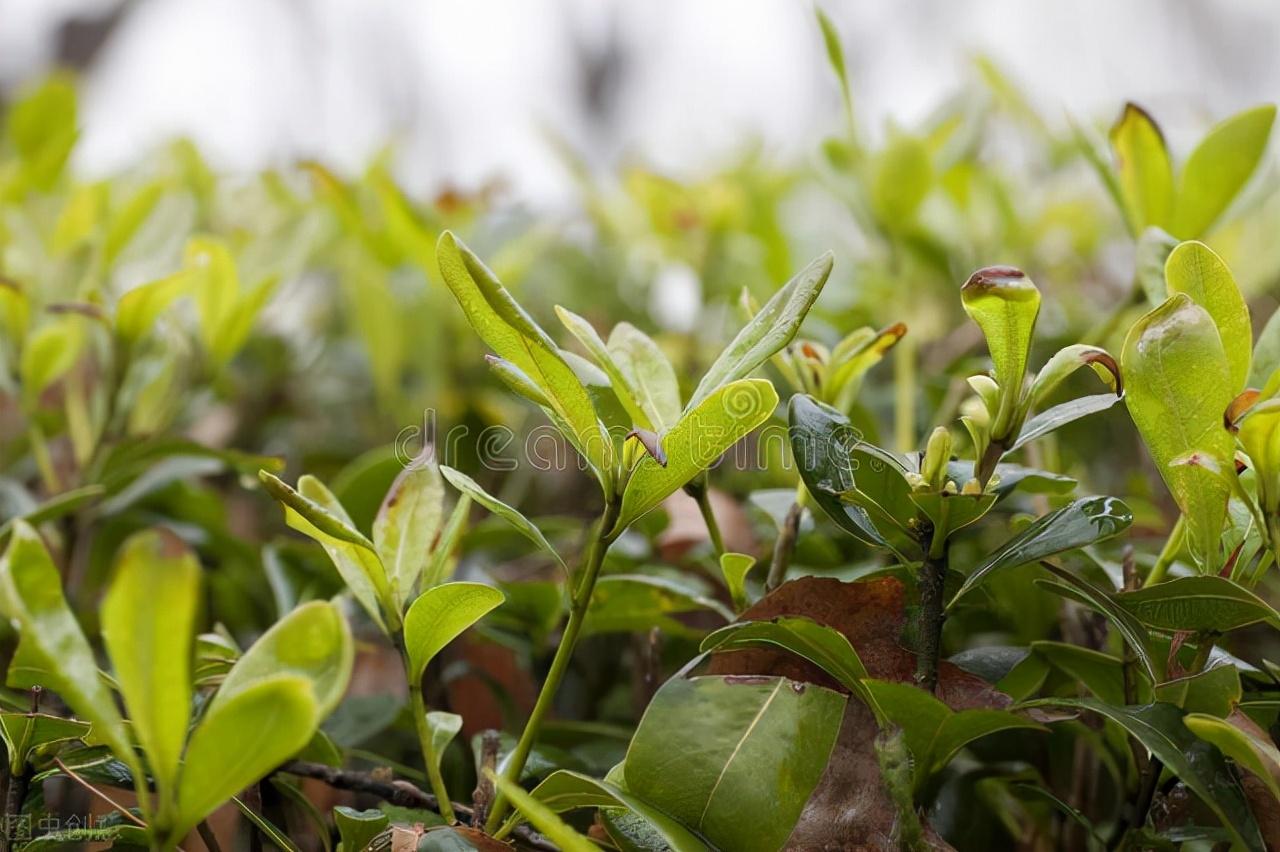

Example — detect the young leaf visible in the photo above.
[439,465,566,572]
[617,379,778,530]
[403,582,505,682]
[20,317,86,407]
[0,522,134,767]
[685,254,832,411]
[212,601,354,718]
[1019,699,1263,852]
[518,769,710,852]
[608,322,682,431]
[718,552,756,612]
[0,713,90,775]
[173,675,320,842]
[1027,345,1121,410]
[334,806,390,852]
[1164,241,1251,390]
[437,232,613,484]
[115,272,190,344]
[1172,104,1276,238]
[1109,103,1174,233]
[1113,576,1280,633]
[426,711,462,776]
[1135,226,1178,305]
[260,472,392,631]
[374,456,444,608]
[1122,295,1234,570]
[1249,306,1280,389]
[486,769,597,852]
[624,674,843,852]
[100,529,200,805]
[961,266,1041,436]
[1010,393,1123,452]
[950,497,1133,606]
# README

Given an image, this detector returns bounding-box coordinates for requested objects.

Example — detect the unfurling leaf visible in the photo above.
[961,266,1041,438]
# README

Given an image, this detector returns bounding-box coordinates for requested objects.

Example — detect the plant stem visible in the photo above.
[766,492,805,592]
[395,636,455,824]
[688,479,726,557]
[1145,515,1185,586]
[0,763,27,852]
[914,534,948,694]
[974,439,1004,490]
[484,498,620,832]
[27,424,60,494]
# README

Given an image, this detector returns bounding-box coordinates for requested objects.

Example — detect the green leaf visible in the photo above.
[334,806,390,852]
[1109,103,1174,233]
[1020,699,1263,852]
[1172,104,1276,238]
[437,232,613,484]
[100,529,200,807]
[870,134,933,228]
[1184,713,1280,803]
[403,582,505,682]
[624,674,843,852]
[487,769,597,852]
[426,711,462,776]
[20,317,86,407]
[718,552,756,612]
[174,675,319,841]
[213,601,353,718]
[815,7,853,131]
[0,522,134,768]
[584,574,730,638]
[608,322,682,431]
[1113,576,1280,633]
[422,494,471,590]
[115,272,190,344]
[617,378,778,530]
[1032,641,1130,705]
[1122,295,1235,570]
[950,497,1133,606]
[862,680,1044,788]
[374,457,444,608]
[439,465,565,572]
[788,395,894,550]
[701,616,880,719]
[0,712,90,775]
[1165,241,1251,390]
[234,795,304,851]
[519,769,710,852]
[1154,664,1240,717]
[1010,393,1123,452]
[259,471,391,631]
[961,266,1041,437]
[685,254,832,411]
[1027,345,1122,410]
[103,181,164,265]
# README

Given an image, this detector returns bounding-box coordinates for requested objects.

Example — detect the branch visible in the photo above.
[277,760,556,852]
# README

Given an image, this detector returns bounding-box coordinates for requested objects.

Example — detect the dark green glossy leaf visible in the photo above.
[950,497,1132,606]
[1032,565,1159,683]
[1113,576,1280,633]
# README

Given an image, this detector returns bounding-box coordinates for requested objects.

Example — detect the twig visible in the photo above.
[470,731,500,829]
[914,546,948,693]
[766,500,804,592]
[196,821,223,852]
[52,757,146,827]
[277,760,556,852]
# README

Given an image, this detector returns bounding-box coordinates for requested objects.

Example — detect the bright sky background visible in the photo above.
[2,0,1278,205]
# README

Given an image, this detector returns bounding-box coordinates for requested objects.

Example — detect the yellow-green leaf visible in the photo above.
[618,378,778,530]
[1109,102,1174,233]
[173,675,318,842]
[100,529,200,808]
[961,266,1041,437]
[1185,713,1280,802]
[437,232,612,485]
[1122,295,1235,570]
[374,457,444,609]
[1173,104,1276,238]
[0,522,134,769]
[403,582,505,682]
[1165,241,1251,390]
[212,601,353,719]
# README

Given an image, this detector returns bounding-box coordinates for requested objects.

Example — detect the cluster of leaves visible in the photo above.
[0,11,1279,852]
